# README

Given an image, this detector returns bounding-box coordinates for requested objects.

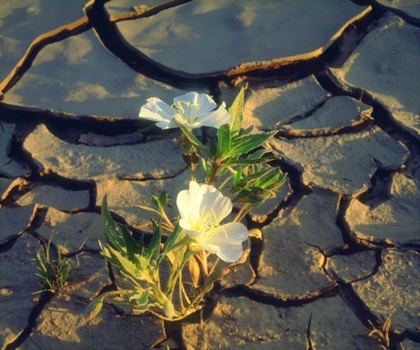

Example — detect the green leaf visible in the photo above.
[145,219,162,262]
[85,296,105,320]
[255,172,282,188]
[137,291,149,306]
[231,168,277,193]
[229,131,276,157]
[208,138,217,158]
[175,119,205,149]
[234,166,242,183]
[98,240,115,263]
[131,304,149,315]
[233,186,275,205]
[248,148,272,159]
[101,195,124,251]
[162,234,190,259]
[119,224,141,262]
[86,290,132,320]
[159,191,168,208]
[241,125,254,135]
[151,194,160,210]
[201,157,212,179]
[132,254,149,272]
[223,155,276,166]
[216,124,231,158]
[136,205,162,217]
[229,87,245,135]
[107,244,141,278]
[130,291,149,308]
[138,234,144,255]
[160,222,182,260]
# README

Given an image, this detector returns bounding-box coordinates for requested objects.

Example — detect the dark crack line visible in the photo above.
[259,158,311,226]
[0,18,91,96]
[338,282,379,329]
[356,168,394,207]
[119,166,188,182]
[245,159,310,281]
[338,282,406,350]
[306,314,313,350]
[328,248,383,285]
[3,292,53,350]
[83,0,377,88]
[0,235,20,254]
[85,0,217,87]
[0,100,156,130]
[319,68,420,147]
[275,120,371,139]
[320,8,385,69]
[247,230,264,281]
[335,195,393,251]
[367,1,420,28]
[109,0,193,23]
[218,284,339,308]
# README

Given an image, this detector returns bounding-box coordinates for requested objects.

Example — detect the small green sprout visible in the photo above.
[32,234,71,294]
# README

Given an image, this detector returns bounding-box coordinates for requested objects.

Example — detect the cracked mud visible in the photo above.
[1,0,419,349]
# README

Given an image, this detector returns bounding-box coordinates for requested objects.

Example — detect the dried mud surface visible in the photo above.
[1,0,419,349]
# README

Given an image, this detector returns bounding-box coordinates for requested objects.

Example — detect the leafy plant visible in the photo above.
[87,88,286,321]
[32,234,71,294]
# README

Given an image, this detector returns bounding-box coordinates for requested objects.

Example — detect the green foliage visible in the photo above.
[90,88,287,322]
[90,196,197,320]
[32,234,71,294]
[174,119,205,152]
[229,87,244,135]
[199,89,286,214]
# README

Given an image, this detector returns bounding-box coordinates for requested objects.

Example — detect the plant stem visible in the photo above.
[217,174,232,190]
[197,250,209,279]
[208,159,221,186]
[233,204,249,223]
[190,168,196,181]
[207,257,220,277]
[160,209,175,230]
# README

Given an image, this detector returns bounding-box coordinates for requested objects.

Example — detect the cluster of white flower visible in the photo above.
[88,90,284,321]
[177,180,248,262]
[140,92,247,263]
[139,91,231,130]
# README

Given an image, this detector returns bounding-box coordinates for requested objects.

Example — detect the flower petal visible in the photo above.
[177,181,203,221]
[177,181,232,223]
[176,181,246,262]
[218,222,249,242]
[197,102,232,129]
[174,92,217,115]
[173,114,203,129]
[197,223,248,262]
[138,98,176,129]
[200,190,232,223]
[198,184,218,195]
[179,221,202,238]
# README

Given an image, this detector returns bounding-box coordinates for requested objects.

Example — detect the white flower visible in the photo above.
[139,92,231,130]
[176,181,248,262]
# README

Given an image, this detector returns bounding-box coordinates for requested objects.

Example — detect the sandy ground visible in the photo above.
[0,1,419,349]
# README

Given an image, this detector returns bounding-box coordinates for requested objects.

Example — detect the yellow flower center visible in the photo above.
[189,207,228,239]
[171,100,201,124]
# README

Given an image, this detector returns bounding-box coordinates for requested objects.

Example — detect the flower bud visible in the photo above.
[163,300,175,319]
